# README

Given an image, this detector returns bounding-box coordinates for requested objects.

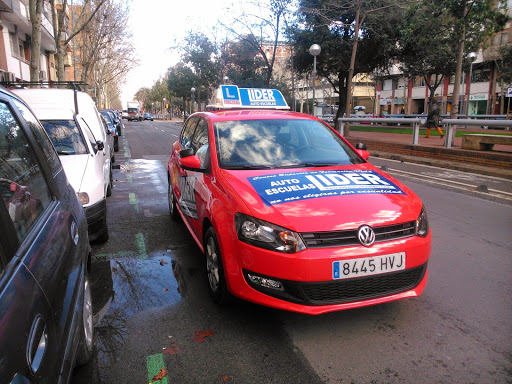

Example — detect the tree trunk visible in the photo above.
[344,5,362,137]
[450,0,467,118]
[29,0,43,84]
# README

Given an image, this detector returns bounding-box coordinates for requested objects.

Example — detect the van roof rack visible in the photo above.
[0,81,88,91]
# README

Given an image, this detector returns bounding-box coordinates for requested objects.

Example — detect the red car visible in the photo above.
[167,87,430,315]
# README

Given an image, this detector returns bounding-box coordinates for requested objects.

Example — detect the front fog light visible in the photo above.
[77,192,89,205]
[247,273,284,291]
[415,205,429,237]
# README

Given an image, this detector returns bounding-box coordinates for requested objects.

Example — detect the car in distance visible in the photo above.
[13,88,112,242]
[144,112,154,121]
[0,86,93,383]
[167,86,431,315]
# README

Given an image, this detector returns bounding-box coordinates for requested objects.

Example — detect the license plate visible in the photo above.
[332,252,406,280]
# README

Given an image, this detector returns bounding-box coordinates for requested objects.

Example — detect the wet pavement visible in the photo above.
[71,125,323,384]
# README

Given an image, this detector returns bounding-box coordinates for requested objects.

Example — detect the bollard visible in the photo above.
[412,121,420,145]
[337,118,345,136]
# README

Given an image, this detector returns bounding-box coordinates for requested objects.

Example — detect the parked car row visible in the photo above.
[0,86,99,383]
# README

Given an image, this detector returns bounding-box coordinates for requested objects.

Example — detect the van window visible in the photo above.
[13,99,60,174]
[0,102,52,242]
[41,120,88,155]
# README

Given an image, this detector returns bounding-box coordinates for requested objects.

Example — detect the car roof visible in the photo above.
[195,109,322,123]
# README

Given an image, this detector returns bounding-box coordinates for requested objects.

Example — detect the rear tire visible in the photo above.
[96,206,109,243]
[204,227,231,305]
[76,274,94,365]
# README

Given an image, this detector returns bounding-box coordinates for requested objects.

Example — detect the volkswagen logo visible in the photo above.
[358,225,375,247]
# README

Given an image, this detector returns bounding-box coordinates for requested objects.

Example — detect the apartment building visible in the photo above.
[0,0,59,82]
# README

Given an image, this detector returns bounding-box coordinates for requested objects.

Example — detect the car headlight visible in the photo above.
[415,205,429,237]
[235,213,306,253]
[77,192,89,205]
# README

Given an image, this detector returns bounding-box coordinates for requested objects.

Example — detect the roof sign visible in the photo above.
[208,85,289,110]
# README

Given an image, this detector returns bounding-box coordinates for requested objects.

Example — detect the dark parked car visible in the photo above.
[0,86,93,383]
[99,110,119,152]
[144,112,154,121]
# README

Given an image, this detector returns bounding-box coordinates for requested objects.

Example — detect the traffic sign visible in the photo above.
[506,87,512,97]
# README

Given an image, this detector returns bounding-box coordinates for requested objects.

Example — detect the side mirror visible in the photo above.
[356,149,370,160]
[179,155,202,170]
[355,142,367,150]
[96,140,104,150]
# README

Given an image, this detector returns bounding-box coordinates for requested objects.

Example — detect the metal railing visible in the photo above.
[442,119,512,148]
[337,117,426,145]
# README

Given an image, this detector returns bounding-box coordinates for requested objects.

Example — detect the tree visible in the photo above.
[290,0,401,131]
[218,0,292,87]
[50,0,108,81]
[28,0,44,83]
[399,0,459,112]
[493,45,512,114]
[167,63,197,113]
[444,0,508,118]
[221,37,268,87]
[179,32,221,106]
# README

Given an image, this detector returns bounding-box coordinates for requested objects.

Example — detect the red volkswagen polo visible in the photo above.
[167,86,431,315]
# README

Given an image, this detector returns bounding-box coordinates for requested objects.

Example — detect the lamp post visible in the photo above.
[223,76,229,84]
[465,52,477,117]
[309,44,321,116]
[191,87,196,114]
[151,102,154,114]
[163,98,166,120]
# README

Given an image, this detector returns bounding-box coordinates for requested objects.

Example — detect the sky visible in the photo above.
[120,0,234,107]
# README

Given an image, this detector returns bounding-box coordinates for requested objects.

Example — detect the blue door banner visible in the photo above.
[247,170,406,206]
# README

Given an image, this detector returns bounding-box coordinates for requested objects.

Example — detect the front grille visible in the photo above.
[299,264,426,305]
[243,263,427,306]
[301,221,416,248]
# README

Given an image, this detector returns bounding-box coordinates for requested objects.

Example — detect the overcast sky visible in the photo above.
[120,0,234,106]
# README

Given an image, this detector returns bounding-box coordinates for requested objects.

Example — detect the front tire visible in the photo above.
[76,275,94,365]
[168,180,179,221]
[204,227,231,305]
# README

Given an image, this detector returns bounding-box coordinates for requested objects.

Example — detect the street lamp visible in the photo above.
[151,102,154,114]
[223,76,229,84]
[191,87,196,114]
[309,44,321,116]
[465,52,477,117]
[163,98,167,120]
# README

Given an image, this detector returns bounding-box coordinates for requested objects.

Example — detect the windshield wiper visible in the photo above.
[283,162,340,168]
[57,151,72,155]
[224,165,273,170]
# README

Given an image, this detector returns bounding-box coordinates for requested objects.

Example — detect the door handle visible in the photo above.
[26,315,47,374]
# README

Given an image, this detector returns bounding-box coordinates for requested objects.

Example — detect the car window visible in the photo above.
[180,117,199,149]
[12,98,60,174]
[0,102,52,242]
[41,120,88,155]
[214,119,364,169]
[192,118,210,168]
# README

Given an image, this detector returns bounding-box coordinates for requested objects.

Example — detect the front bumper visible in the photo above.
[221,231,431,315]
[84,199,106,241]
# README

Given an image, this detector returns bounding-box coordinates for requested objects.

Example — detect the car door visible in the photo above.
[0,97,84,383]
[180,117,211,238]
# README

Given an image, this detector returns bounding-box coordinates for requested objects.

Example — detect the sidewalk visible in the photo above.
[344,127,512,179]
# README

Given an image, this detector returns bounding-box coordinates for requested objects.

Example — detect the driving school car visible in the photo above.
[167,86,431,315]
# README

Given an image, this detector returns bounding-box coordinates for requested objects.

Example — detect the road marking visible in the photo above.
[171,133,178,137]
[147,353,168,384]
[126,175,132,183]
[389,168,512,197]
[135,232,148,259]
[129,192,139,211]
[387,169,512,202]
[370,156,509,182]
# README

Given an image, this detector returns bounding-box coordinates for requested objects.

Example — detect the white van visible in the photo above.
[13,88,112,242]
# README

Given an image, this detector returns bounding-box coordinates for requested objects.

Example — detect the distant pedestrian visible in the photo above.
[425,102,443,138]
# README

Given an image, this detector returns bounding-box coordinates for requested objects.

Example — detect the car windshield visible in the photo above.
[41,120,88,155]
[214,119,364,169]
[100,111,113,123]
[127,108,138,114]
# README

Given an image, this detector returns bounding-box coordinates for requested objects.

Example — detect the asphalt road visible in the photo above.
[72,119,512,384]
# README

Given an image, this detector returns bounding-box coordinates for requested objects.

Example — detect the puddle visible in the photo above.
[89,251,185,380]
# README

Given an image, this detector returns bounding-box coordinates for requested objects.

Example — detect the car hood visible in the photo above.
[60,155,89,193]
[219,163,423,232]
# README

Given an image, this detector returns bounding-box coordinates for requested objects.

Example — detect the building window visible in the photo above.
[413,77,426,87]
[472,68,490,83]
